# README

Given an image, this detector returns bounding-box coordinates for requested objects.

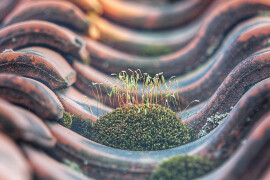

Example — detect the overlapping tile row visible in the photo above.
[98,0,213,30]
[0,0,269,180]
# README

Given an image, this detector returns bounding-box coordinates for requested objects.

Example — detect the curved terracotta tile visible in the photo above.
[262,168,270,180]
[157,17,270,107]
[87,11,270,77]
[73,61,121,107]
[49,123,156,180]
[22,145,91,180]
[86,0,224,56]
[64,0,102,13]
[0,0,18,22]
[0,20,89,63]
[48,78,270,179]
[201,113,270,180]
[0,132,31,180]
[174,26,270,108]
[0,73,64,120]
[4,1,89,34]
[191,78,270,165]
[0,47,76,90]
[184,50,270,131]
[185,49,270,131]
[98,0,213,30]
[56,86,112,122]
[14,0,102,13]
[87,14,198,56]
[0,99,56,148]
[116,0,167,6]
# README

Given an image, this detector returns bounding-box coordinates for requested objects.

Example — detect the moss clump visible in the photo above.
[58,112,72,129]
[90,104,195,151]
[150,155,213,180]
[57,112,93,138]
[142,45,172,56]
[63,159,84,175]
[70,113,93,138]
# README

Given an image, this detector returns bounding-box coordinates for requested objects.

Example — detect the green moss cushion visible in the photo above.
[57,112,72,129]
[151,155,213,180]
[58,112,93,138]
[90,104,194,151]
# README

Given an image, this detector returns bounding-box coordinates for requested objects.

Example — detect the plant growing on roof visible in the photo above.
[57,112,93,138]
[150,155,213,180]
[60,71,196,151]
[87,71,196,151]
[90,104,195,151]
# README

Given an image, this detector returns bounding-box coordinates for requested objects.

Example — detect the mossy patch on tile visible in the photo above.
[142,45,172,56]
[63,159,84,175]
[89,104,195,151]
[58,111,73,129]
[57,112,93,138]
[150,155,213,180]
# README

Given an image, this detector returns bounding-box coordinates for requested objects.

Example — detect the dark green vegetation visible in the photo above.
[63,159,84,175]
[89,104,195,151]
[57,112,93,138]
[150,155,213,180]
[142,45,172,56]
[58,111,72,129]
